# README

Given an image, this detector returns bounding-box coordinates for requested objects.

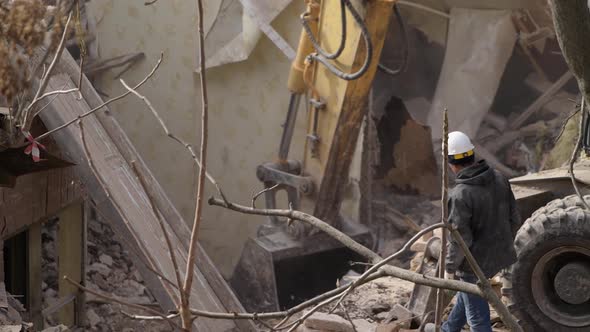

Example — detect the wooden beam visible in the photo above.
[49,50,254,331]
[58,203,84,327]
[0,169,80,241]
[509,71,573,130]
[27,222,43,328]
[40,67,246,331]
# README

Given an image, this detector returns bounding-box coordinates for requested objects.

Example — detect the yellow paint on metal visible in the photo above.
[303,0,395,185]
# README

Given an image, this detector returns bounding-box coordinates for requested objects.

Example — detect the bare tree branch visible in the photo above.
[340,303,358,332]
[252,184,280,209]
[209,197,381,261]
[118,78,224,200]
[122,311,180,321]
[181,0,208,328]
[331,223,447,312]
[208,197,482,296]
[63,276,179,329]
[21,12,74,126]
[79,120,180,304]
[35,53,163,142]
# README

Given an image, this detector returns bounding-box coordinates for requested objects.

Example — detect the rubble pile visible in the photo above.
[41,213,170,331]
[477,72,578,174]
[373,194,440,267]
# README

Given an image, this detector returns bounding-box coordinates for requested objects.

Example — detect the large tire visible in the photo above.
[504,195,590,332]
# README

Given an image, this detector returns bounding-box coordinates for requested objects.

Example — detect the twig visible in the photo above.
[181,0,208,328]
[569,97,590,211]
[252,184,280,208]
[284,293,343,332]
[84,52,145,77]
[75,0,86,100]
[131,161,184,306]
[35,53,163,142]
[209,197,380,261]
[110,271,387,329]
[22,13,73,126]
[118,79,225,202]
[208,197,482,296]
[435,110,449,331]
[331,223,447,312]
[554,105,580,144]
[340,303,358,332]
[145,0,159,5]
[63,276,180,330]
[36,88,79,101]
[122,311,180,321]
[273,270,387,330]
[85,193,180,293]
[79,121,180,303]
[77,56,85,100]
[33,84,71,118]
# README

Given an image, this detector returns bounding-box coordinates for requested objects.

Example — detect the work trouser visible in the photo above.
[442,275,492,332]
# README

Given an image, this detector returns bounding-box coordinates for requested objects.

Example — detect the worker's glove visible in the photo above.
[444,271,455,280]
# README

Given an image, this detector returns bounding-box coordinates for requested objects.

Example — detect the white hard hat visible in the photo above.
[448,131,475,161]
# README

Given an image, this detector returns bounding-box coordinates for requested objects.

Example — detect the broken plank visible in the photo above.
[55,50,254,331]
[40,75,246,331]
[509,71,573,130]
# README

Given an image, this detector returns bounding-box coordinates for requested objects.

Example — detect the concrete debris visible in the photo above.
[40,325,69,332]
[99,254,114,267]
[41,214,169,331]
[304,312,357,332]
[88,263,112,278]
[0,326,21,332]
[303,312,377,332]
[384,304,412,327]
[320,277,414,323]
[86,308,102,328]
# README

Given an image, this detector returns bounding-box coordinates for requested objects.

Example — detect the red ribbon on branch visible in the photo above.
[22,130,46,162]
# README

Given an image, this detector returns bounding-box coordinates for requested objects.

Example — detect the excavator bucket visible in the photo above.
[230,219,372,312]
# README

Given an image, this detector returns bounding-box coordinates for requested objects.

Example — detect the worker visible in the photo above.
[424,131,521,332]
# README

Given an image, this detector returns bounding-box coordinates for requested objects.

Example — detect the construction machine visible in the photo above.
[230,1,590,331]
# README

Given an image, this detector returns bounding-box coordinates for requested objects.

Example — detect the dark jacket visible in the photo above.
[445,160,521,278]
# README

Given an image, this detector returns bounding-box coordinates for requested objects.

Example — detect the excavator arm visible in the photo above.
[257,0,395,234]
[234,0,397,312]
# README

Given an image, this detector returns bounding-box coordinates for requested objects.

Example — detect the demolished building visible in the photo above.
[0,0,587,331]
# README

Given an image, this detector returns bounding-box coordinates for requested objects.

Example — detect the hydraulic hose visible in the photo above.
[306,0,373,81]
[301,0,347,60]
[378,5,409,76]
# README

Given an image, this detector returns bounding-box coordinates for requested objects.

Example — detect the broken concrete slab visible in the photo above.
[304,312,357,332]
[428,8,517,140]
[376,322,401,332]
[98,254,113,266]
[385,304,412,328]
